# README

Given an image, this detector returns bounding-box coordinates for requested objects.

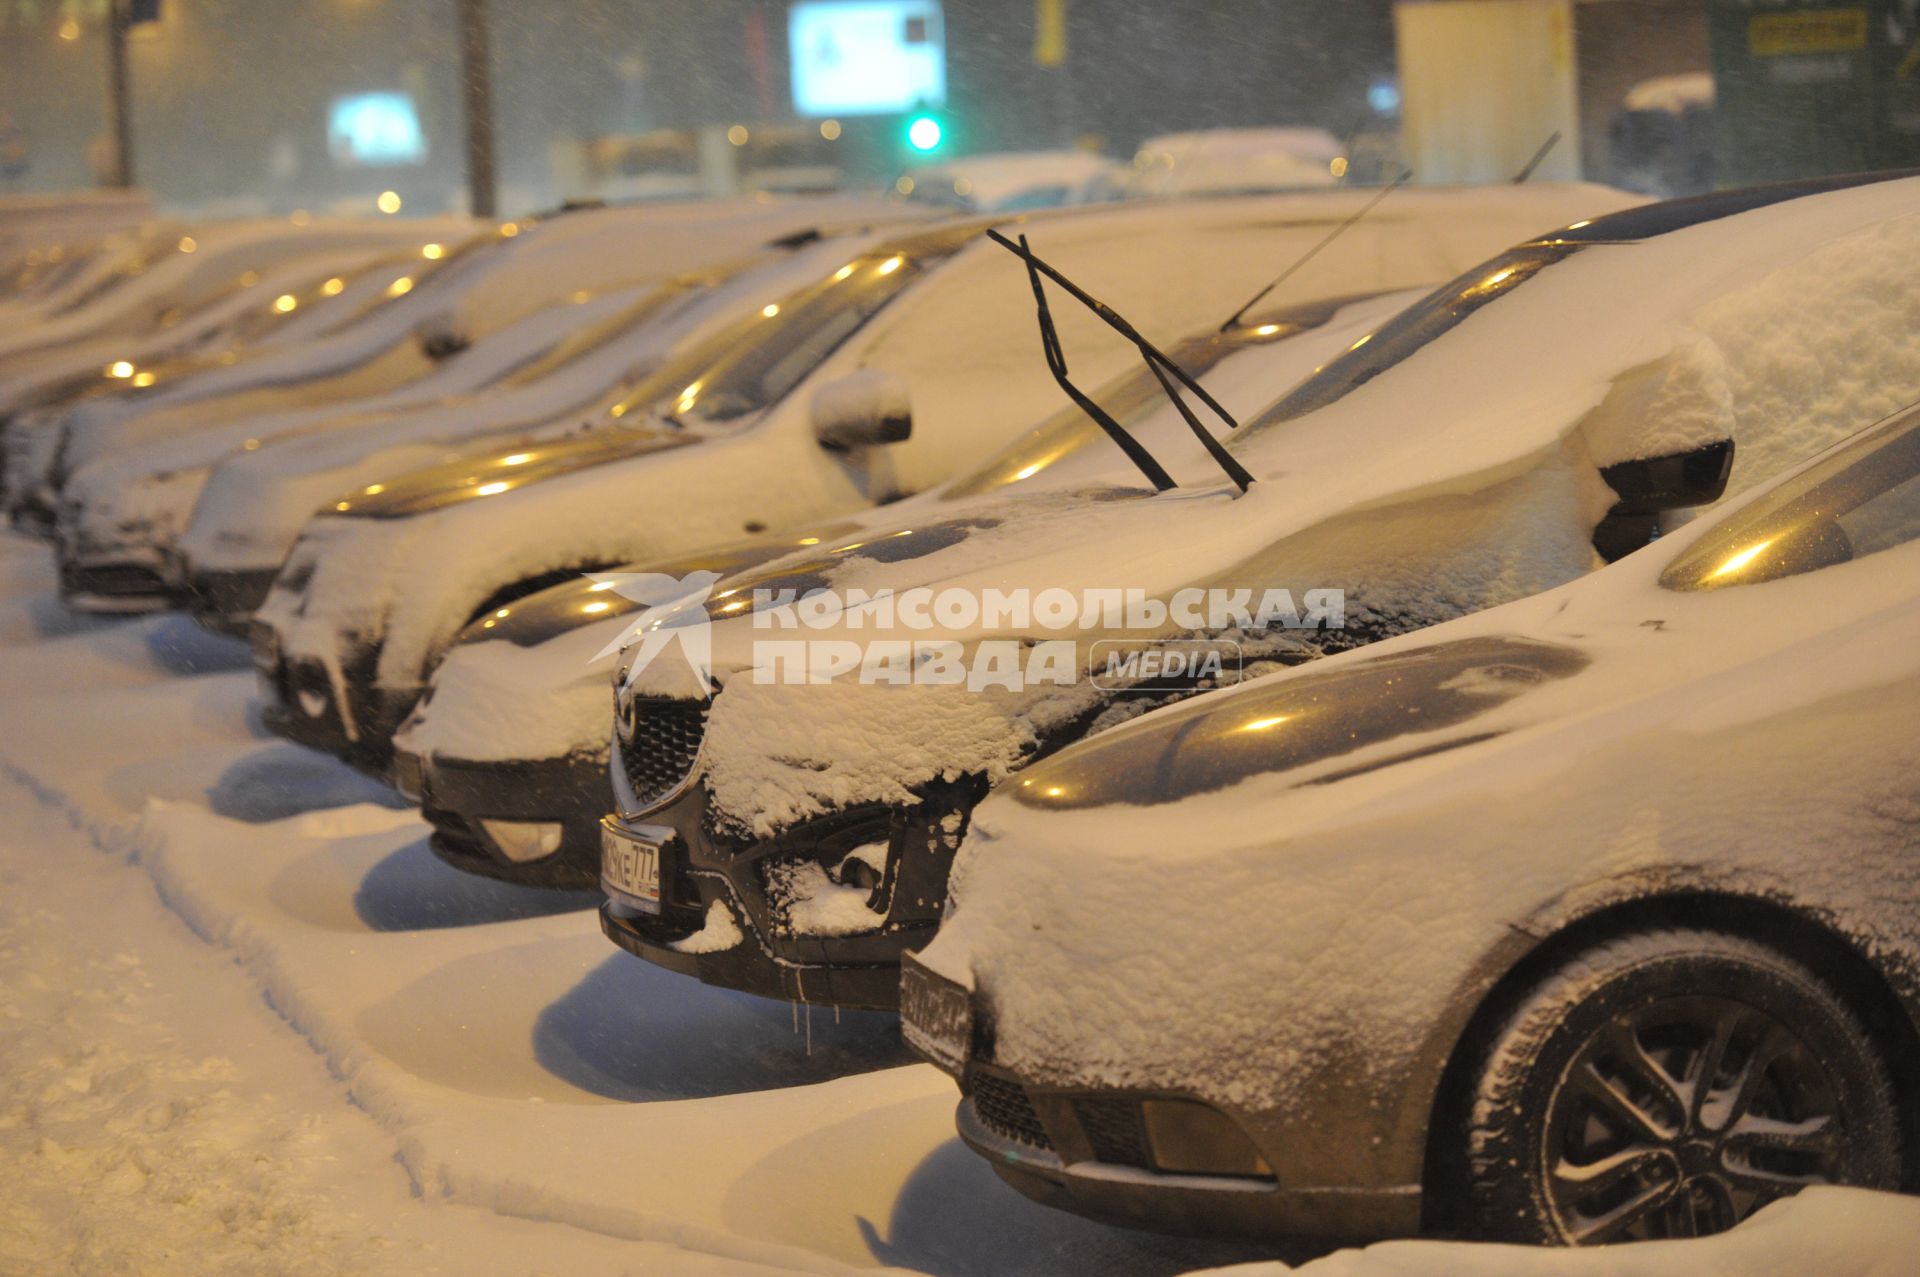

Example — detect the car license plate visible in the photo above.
[900,951,973,1079]
[600,818,670,912]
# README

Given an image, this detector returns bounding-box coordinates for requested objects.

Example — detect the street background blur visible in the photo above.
[2,0,1917,217]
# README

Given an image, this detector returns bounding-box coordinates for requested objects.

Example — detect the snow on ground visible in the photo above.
[1203,1189,1920,1276]
[0,768,768,1277]
[0,526,1912,1275]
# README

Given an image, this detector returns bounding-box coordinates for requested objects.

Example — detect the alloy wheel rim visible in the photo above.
[1542,994,1843,1244]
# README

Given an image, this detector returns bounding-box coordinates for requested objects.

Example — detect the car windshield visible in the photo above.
[940,318,1311,499]
[46,235,180,316]
[604,247,943,428]
[492,275,711,390]
[1661,403,1920,590]
[1235,243,1583,440]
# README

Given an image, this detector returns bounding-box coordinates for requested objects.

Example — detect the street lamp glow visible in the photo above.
[376,190,403,214]
[906,115,943,152]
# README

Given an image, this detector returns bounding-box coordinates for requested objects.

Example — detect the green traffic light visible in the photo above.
[906,115,943,152]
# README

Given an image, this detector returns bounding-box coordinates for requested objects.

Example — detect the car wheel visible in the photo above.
[1459,928,1902,1245]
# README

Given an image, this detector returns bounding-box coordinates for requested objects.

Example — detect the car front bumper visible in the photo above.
[597,782,941,1009]
[58,549,174,614]
[954,1076,1420,1240]
[399,742,610,889]
[181,564,281,637]
[252,619,413,777]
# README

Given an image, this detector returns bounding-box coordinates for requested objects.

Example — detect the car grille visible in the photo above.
[1074,1096,1152,1170]
[61,561,167,600]
[617,697,708,812]
[970,1075,1052,1151]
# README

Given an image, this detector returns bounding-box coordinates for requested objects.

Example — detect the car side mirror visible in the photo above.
[1593,439,1736,562]
[812,370,912,451]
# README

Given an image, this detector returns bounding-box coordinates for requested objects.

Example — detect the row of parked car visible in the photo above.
[4,167,1919,1250]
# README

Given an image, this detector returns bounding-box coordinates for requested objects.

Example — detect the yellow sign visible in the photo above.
[1036,0,1067,67]
[1750,9,1869,57]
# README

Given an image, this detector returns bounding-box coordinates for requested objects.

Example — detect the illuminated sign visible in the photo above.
[790,1,946,117]
[328,92,427,167]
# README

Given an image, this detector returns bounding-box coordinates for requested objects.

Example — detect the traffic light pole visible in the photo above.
[459,0,498,218]
[105,0,134,188]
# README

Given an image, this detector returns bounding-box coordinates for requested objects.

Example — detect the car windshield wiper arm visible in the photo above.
[989,229,1252,494]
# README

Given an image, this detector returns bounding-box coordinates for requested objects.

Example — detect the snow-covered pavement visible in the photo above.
[0,527,1915,1275]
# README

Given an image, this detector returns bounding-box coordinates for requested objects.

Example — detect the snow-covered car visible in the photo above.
[904,397,1920,1245]
[252,185,1633,778]
[389,288,1419,887]
[0,219,454,421]
[49,202,917,611]
[1106,128,1345,199]
[0,243,468,527]
[16,197,913,537]
[0,215,455,396]
[597,173,1920,1011]
[899,150,1123,213]
[0,187,151,262]
[172,232,893,630]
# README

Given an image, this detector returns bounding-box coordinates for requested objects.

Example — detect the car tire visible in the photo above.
[1457,927,1902,1245]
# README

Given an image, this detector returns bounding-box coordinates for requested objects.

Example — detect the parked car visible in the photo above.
[1,241,468,528]
[0,221,451,421]
[904,397,1920,1245]
[15,196,914,536]
[597,173,1920,1011]
[1106,128,1345,199]
[0,215,457,394]
[0,187,152,263]
[252,186,1621,778]
[173,234,876,629]
[44,200,918,609]
[898,150,1122,213]
[388,288,1418,887]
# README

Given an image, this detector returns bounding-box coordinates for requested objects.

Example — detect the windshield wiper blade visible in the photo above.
[999,230,1174,491]
[989,229,1252,494]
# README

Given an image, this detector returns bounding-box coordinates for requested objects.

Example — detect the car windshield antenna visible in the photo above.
[1218,168,1411,333]
[989,229,1254,494]
[1512,132,1561,183]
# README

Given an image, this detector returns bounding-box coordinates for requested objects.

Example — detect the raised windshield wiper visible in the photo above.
[988,228,1253,494]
